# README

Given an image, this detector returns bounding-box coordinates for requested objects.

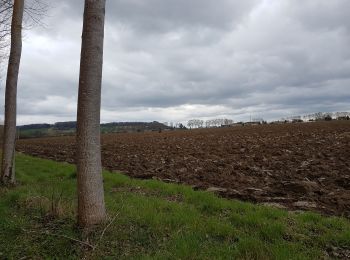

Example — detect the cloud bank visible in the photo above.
[1,0,349,124]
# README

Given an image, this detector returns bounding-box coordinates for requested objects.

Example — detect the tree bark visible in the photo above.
[1,0,24,185]
[76,0,106,227]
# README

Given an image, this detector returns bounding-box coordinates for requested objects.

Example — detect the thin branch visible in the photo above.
[94,212,120,251]
[93,202,125,253]
[0,0,49,49]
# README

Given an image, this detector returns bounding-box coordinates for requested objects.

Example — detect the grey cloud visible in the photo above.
[287,0,350,32]
[106,0,259,33]
[1,0,349,124]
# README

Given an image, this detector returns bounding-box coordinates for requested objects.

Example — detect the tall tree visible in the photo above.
[76,0,106,227]
[1,0,24,184]
[1,0,47,184]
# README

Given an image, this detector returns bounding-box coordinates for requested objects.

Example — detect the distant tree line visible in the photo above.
[281,112,350,122]
[187,118,234,129]
[162,122,186,129]
[16,121,172,138]
[18,123,51,130]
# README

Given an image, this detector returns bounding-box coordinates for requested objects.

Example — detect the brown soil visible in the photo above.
[17,121,350,217]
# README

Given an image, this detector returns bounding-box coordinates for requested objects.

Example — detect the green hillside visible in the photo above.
[17,121,171,139]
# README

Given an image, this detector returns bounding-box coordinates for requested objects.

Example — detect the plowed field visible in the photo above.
[17,121,350,216]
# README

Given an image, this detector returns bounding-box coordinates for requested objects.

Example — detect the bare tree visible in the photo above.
[1,0,47,66]
[1,0,24,184]
[76,0,107,227]
[0,1,12,38]
[0,0,13,66]
[1,0,48,184]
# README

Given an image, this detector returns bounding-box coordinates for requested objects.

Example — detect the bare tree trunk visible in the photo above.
[76,0,106,228]
[1,0,24,185]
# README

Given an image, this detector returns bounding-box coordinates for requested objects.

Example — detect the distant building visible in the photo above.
[292,119,303,123]
[252,118,264,123]
[337,116,350,120]
[270,121,284,124]
[244,121,261,126]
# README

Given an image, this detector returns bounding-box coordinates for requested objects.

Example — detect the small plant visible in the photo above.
[50,189,64,218]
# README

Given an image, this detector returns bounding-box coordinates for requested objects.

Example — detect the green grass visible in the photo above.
[0,154,349,259]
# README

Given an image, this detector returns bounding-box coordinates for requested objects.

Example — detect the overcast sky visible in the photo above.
[1,0,350,125]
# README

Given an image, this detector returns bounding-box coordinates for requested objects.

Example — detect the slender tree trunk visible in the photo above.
[1,0,24,185]
[76,0,106,228]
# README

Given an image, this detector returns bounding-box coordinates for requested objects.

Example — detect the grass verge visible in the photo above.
[0,153,349,259]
